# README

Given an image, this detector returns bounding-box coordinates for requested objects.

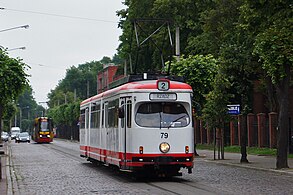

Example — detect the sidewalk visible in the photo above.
[0,142,8,195]
[196,149,293,175]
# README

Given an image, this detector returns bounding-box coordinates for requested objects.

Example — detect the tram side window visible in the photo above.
[121,101,125,128]
[80,109,86,129]
[91,104,100,128]
[104,103,109,128]
[108,100,119,128]
[101,104,104,127]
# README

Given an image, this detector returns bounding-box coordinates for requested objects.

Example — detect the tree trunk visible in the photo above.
[240,114,249,163]
[221,126,224,160]
[0,104,3,144]
[275,65,290,169]
[265,77,278,112]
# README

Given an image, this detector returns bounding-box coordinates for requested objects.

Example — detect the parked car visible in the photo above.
[1,131,9,142]
[15,132,30,143]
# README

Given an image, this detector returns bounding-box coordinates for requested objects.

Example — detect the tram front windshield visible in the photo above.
[135,102,190,128]
[40,121,50,132]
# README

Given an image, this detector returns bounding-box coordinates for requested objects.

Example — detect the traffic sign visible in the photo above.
[227,104,240,115]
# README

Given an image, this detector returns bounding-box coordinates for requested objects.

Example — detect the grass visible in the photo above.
[196,144,293,158]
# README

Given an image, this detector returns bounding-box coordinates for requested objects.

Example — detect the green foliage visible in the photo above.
[0,50,29,105]
[48,61,103,107]
[254,21,293,84]
[202,67,233,129]
[48,101,80,126]
[239,0,293,85]
[187,0,242,56]
[170,54,218,113]
[47,56,121,127]
[196,144,293,158]
[0,49,29,133]
[117,0,205,73]
[12,85,45,131]
[239,0,293,168]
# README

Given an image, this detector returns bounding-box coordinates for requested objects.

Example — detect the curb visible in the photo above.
[6,143,13,195]
[195,155,293,175]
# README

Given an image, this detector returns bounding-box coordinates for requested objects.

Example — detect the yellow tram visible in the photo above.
[32,117,54,143]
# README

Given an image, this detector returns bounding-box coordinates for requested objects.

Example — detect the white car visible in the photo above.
[1,132,9,142]
[15,132,30,143]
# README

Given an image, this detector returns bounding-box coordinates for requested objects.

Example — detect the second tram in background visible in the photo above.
[80,74,194,177]
[32,117,54,143]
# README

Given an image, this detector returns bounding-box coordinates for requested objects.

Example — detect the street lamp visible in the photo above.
[7,47,26,51]
[17,106,29,129]
[0,24,29,33]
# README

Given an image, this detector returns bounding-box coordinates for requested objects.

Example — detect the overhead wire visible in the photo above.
[1,7,120,71]
[0,7,119,24]
[25,62,66,70]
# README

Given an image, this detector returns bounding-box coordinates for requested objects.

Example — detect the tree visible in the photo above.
[241,0,292,169]
[0,49,29,137]
[170,54,219,114]
[202,66,233,159]
[16,85,39,131]
[48,61,103,107]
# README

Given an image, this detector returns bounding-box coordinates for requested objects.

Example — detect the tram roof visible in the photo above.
[81,76,192,106]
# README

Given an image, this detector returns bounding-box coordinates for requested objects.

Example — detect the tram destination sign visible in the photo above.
[227,104,240,115]
[150,93,177,101]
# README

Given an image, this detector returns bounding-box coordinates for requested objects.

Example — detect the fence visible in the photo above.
[56,121,79,141]
[194,113,293,151]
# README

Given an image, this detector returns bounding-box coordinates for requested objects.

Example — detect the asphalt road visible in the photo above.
[7,139,293,195]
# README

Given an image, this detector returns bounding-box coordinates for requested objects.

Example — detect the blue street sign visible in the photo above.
[227,104,240,115]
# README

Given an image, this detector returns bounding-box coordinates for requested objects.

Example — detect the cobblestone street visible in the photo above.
[5,139,293,195]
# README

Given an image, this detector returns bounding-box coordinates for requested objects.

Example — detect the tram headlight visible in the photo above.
[159,142,170,153]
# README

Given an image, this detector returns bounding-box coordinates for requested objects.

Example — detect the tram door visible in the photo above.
[119,97,132,169]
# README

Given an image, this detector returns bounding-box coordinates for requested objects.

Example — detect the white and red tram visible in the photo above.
[80,75,194,177]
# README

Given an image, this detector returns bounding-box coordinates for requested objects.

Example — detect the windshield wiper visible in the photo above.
[167,115,186,129]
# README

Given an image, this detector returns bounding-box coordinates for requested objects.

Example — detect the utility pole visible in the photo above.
[175,27,180,61]
[87,80,89,98]
[74,89,77,102]
[64,94,67,104]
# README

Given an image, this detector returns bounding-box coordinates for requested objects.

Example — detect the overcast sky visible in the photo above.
[0,0,125,104]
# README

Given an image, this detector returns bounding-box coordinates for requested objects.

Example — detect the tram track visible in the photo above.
[39,142,84,163]
[41,140,218,194]
[141,176,219,195]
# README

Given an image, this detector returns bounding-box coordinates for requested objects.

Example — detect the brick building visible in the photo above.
[97,63,125,94]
